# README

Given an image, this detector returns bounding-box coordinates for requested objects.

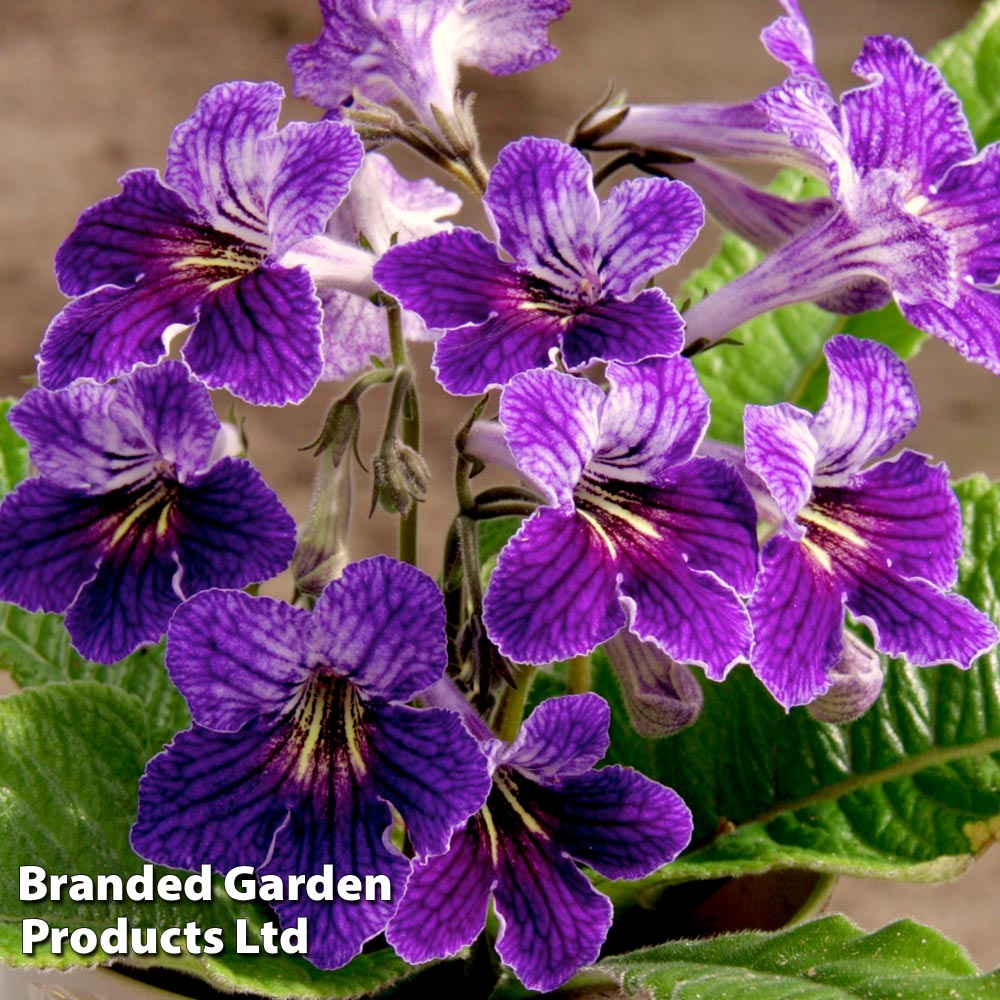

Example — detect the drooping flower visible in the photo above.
[284,152,462,381]
[131,557,492,970]
[587,4,1000,373]
[41,81,365,405]
[386,693,692,992]
[470,357,758,674]
[374,137,704,394]
[745,335,998,708]
[0,362,295,663]
[288,0,569,133]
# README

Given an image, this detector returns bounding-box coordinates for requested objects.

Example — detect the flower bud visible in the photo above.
[807,631,884,724]
[371,440,431,517]
[292,446,352,597]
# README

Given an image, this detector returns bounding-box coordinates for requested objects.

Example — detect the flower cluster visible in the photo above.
[4,0,999,994]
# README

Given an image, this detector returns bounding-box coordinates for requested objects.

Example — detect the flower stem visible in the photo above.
[566,654,592,695]
[387,304,420,566]
[492,664,536,742]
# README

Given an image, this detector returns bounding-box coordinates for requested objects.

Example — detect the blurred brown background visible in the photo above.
[1,0,998,971]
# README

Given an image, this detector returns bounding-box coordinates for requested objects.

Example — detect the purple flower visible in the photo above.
[595,5,1000,372]
[288,0,569,133]
[41,81,365,405]
[374,137,704,394]
[0,362,295,663]
[386,693,692,992]
[745,336,998,708]
[287,152,462,381]
[473,357,758,675]
[131,557,492,970]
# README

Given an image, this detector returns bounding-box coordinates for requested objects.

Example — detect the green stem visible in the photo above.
[386,305,420,566]
[566,654,592,695]
[492,665,536,742]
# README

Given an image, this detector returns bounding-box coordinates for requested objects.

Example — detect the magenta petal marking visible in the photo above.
[749,535,846,709]
[483,508,626,665]
[500,368,604,508]
[596,176,704,297]
[561,290,685,370]
[183,263,323,405]
[813,335,919,477]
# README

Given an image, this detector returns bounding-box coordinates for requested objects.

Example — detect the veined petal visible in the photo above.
[492,819,612,993]
[456,0,569,77]
[483,508,626,665]
[846,567,998,669]
[9,381,153,494]
[166,590,313,731]
[374,227,520,329]
[761,1,822,81]
[259,119,363,259]
[549,766,692,878]
[815,452,961,590]
[368,704,491,859]
[165,81,281,244]
[485,138,600,285]
[812,335,919,478]
[385,819,494,964]
[749,534,846,708]
[310,557,447,703]
[0,480,108,613]
[317,290,392,381]
[596,176,704,297]
[175,458,296,597]
[183,262,324,405]
[561,290,685,371]
[500,368,604,508]
[502,694,610,781]
[593,356,710,483]
[744,402,818,524]
[131,719,291,873]
[843,35,975,192]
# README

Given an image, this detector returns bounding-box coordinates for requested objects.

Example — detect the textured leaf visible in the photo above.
[588,917,1000,999]
[0,683,416,999]
[0,399,30,497]
[597,477,1000,898]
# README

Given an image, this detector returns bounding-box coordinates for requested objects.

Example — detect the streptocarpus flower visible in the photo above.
[386,693,692,992]
[41,81,365,405]
[745,335,998,708]
[374,137,704,394]
[288,0,569,133]
[285,152,462,381]
[474,357,758,674]
[594,4,1000,373]
[131,557,492,970]
[0,362,295,663]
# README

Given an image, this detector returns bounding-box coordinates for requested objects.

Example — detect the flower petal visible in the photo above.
[131,720,290,872]
[760,1,822,81]
[744,402,817,524]
[165,81,281,244]
[485,138,600,283]
[561,289,685,370]
[368,704,491,859]
[456,0,569,77]
[550,766,693,878]
[596,177,704,297]
[749,534,846,708]
[165,589,313,731]
[311,556,447,703]
[843,35,975,192]
[483,508,626,665]
[812,335,919,478]
[385,818,494,964]
[503,693,610,780]
[183,263,323,405]
[500,367,603,508]
[593,356,710,483]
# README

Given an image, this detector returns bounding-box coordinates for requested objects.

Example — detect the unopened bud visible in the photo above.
[808,631,884,724]
[371,440,430,517]
[604,630,703,738]
[292,446,352,597]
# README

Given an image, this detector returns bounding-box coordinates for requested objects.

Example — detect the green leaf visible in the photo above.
[597,477,1000,898]
[0,398,30,498]
[0,683,417,999]
[0,607,189,749]
[588,917,999,999]
[931,0,1000,147]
